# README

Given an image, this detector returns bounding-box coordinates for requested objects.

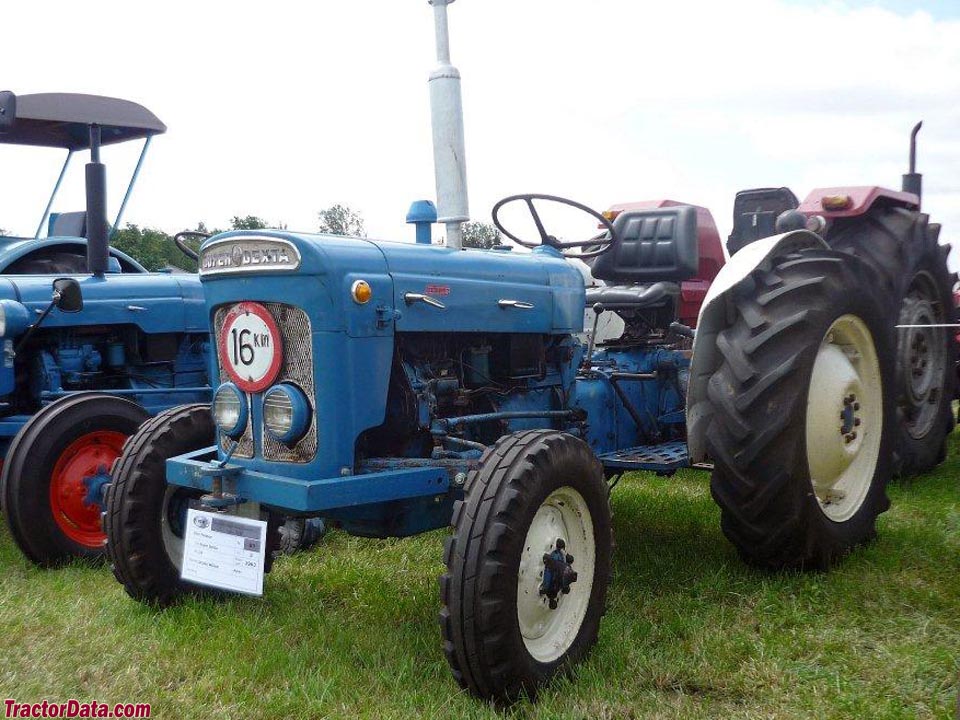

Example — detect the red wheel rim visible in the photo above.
[48,430,127,548]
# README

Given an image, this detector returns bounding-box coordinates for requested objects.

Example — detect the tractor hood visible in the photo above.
[374,239,584,334]
[196,230,587,483]
[0,272,206,336]
[199,231,585,335]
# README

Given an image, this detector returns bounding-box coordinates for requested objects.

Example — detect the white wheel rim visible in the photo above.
[805,314,882,522]
[516,486,595,663]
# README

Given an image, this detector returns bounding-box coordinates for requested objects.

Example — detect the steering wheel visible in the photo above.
[491,194,617,259]
[173,231,209,262]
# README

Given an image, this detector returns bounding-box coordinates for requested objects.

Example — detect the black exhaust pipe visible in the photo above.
[902,120,923,206]
[85,124,109,277]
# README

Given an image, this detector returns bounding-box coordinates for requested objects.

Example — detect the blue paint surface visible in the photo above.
[177,228,694,537]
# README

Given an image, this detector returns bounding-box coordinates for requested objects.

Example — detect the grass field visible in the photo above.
[2,440,959,719]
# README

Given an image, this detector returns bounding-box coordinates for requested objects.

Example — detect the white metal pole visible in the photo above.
[428,0,469,249]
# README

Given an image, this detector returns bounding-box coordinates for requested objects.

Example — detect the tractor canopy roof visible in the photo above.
[0,92,166,150]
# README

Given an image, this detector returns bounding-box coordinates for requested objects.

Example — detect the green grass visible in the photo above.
[2,441,960,720]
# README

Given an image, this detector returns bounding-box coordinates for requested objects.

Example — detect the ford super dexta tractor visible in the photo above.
[0,92,211,565]
[103,1,917,703]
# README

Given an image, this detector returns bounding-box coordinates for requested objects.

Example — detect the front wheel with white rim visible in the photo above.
[706,249,895,570]
[440,430,611,702]
[104,404,218,605]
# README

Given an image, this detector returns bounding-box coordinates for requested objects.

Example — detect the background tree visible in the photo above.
[460,221,502,249]
[110,216,285,273]
[202,215,277,235]
[0,228,7,237]
[110,225,195,272]
[229,215,270,231]
[318,204,366,237]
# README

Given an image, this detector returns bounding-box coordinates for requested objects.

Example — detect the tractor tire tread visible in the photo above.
[2,393,148,566]
[705,249,894,570]
[104,404,213,606]
[440,430,611,702]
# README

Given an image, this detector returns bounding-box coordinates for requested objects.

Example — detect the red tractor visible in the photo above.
[726,122,955,476]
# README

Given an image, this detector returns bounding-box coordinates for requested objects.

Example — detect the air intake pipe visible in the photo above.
[428,0,469,249]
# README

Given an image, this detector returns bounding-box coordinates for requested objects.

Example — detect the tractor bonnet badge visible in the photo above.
[200,237,301,276]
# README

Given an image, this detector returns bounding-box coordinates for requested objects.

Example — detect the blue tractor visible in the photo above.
[103,196,895,700]
[0,92,210,565]
[102,1,899,701]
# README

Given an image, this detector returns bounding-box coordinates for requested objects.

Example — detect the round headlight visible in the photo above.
[212,383,247,438]
[263,383,311,445]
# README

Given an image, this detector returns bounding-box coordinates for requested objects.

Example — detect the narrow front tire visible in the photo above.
[104,404,216,605]
[440,430,612,702]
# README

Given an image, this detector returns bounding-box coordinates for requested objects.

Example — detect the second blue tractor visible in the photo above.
[0,92,209,564]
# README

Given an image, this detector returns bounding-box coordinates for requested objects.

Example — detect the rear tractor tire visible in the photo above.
[104,404,218,606]
[705,249,895,569]
[1,393,149,566]
[440,430,612,702]
[828,211,956,475]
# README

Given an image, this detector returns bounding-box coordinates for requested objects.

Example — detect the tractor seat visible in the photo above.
[49,211,87,238]
[585,281,679,310]
[585,206,699,310]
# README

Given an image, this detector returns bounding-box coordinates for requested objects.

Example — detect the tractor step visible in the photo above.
[598,441,690,472]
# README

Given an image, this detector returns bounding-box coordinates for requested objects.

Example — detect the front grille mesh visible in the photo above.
[213,303,317,462]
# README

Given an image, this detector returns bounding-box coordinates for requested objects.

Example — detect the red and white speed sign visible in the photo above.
[218,302,283,392]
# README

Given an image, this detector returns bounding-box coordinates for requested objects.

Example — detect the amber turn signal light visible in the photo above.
[351,279,373,304]
[821,195,853,211]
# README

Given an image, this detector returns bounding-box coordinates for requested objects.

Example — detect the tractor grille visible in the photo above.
[213,303,317,463]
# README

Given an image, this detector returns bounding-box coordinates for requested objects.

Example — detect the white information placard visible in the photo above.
[181,509,267,596]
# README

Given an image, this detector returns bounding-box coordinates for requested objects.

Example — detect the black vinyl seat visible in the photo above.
[585,206,699,311]
[585,281,678,310]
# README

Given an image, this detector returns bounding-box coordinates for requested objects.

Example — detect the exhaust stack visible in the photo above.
[902,120,923,206]
[428,0,469,249]
[85,124,110,277]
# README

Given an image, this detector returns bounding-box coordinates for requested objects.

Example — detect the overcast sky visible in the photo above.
[3,0,959,265]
